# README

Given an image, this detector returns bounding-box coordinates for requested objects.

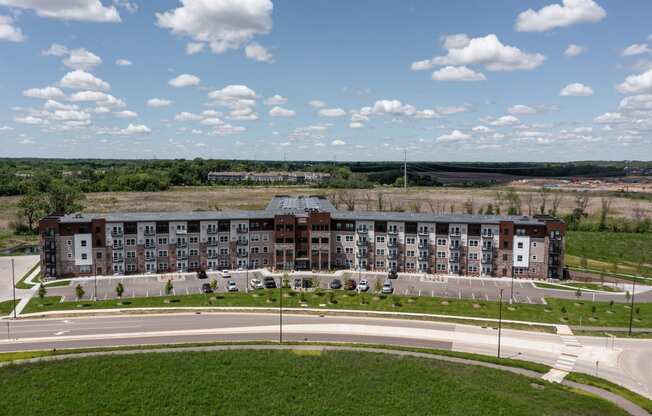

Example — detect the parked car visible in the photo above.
[249,278,264,290]
[263,277,277,289]
[388,269,398,279]
[227,280,238,292]
[343,279,357,290]
[221,270,231,278]
[329,279,342,289]
[197,270,208,279]
[358,279,370,292]
[381,281,393,294]
[201,283,213,293]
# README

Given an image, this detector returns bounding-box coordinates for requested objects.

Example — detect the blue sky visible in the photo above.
[0,0,651,161]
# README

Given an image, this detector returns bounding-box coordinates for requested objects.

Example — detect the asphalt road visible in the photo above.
[43,270,652,305]
[1,312,651,399]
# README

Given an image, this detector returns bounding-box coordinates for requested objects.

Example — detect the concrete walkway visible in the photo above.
[542,325,583,383]
[0,343,646,416]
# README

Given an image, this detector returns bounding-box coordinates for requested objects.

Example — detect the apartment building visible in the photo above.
[39,195,565,280]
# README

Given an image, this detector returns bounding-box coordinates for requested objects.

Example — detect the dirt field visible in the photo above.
[1,185,650,231]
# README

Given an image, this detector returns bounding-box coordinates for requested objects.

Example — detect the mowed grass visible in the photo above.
[566,231,652,278]
[0,350,627,416]
[24,290,652,328]
[0,299,18,315]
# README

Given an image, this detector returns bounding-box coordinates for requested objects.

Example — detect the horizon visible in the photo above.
[0,1,651,162]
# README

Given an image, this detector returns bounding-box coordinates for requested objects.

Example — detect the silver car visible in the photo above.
[227,280,238,292]
[381,281,393,294]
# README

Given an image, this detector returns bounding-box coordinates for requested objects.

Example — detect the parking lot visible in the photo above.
[39,269,647,305]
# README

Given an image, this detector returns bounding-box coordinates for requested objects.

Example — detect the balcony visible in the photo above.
[450,231,461,237]
[111,230,123,237]
[177,254,188,261]
[356,240,367,247]
[548,258,561,267]
[449,245,460,251]
[207,228,218,235]
[236,228,248,234]
[143,229,155,236]
[549,242,562,254]
[482,245,493,251]
[177,241,188,248]
[418,256,429,262]
[145,256,156,262]
[145,242,155,249]
[236,239,249,246]
[482,257,492,264]
[356,228,368,235]
[112,245,124,251]
[387,252,398,260]
[176,228,187,235]
[418,242,429,249]
[207,252,218,259]
[481,232,493,239]
[418,230,429,236]
[236,251,249,258]
[387,229,398,235]
[355,252,367,259]
[387,240,398,247]
[207,240,218,247]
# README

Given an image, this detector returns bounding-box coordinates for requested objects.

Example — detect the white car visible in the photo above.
[358,279,370,292]
[221,270,231,278]
[250,278,263,290]
[227,280,238,292]
[381,281,393,294]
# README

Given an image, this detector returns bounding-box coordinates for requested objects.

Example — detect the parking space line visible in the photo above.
[472,293,476,300]
[146,289,149,297]
[131,290,135,299]
[485,294,489,301]
[431,290,434,297]
[481,280,485,286]
[185,287,189,295]
[458,290,461,299]
[526,296,532,304]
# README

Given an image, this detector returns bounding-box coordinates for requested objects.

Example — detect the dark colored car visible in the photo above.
[263,277,277,289]
[197,270,208,279]
[388,269,398,279]
[201,283,213,293]
[329,279,342,289]
[343,279,357,290]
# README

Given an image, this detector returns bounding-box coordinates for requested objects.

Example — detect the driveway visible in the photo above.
[0,256,39,301]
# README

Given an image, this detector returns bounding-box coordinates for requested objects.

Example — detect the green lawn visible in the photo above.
[0,349,627,416]
[14,262,40,289]
[23,290,652,328]
[0,299,18,315]
[566,231,652,278]
[534,282,622,293]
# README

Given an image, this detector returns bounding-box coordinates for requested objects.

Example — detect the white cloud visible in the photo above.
[49,109,90,122]
[436,130,470,142]
[115,58,132,66]
[318,108,346,117]
[245,42,273,62]
[0,0,121,22]
[14,115,46,125]
[593,112,624,123]
[42,43,68,56]
[268,106,295,117]
[63,48,102,70]
[210,123,246,136]
[617,69,652,94]
[331,139,346,146]
[349,122,364,129]
[431,65,486,81]
[472,125,493,133]
[44,100,78,110]
[622,43,651,57]
[507,104,536,115]
[174,112,202,121]
[201,117,224,126]
[264,94,287,106]
[147,98,173,107]
[515,0,606,32]
[368,100,416,116]
[23,86,65,100]
[185,42,204,55]
[560,82,593,96]
[114,110,137,118]
[69,91,124,107]
[98,123,152,136]
[309,100,326,108]
[489,115,520,126]
[156,0,273,54]
[0,15,25,42]
[619,94,652,111]
[168,73,201,88]
[59,70,110,91]
[564,44,586,57]
[0,125,14,131]
[208,85,257,108]
[416,34,545,72]
[441,33,470,50]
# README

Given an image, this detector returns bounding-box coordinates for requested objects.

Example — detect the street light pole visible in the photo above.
[11,259,16,319]
[93,262,97,301]
[510,271,515,304]
[628,278,636,336]
[498,288,504,359]
[279,274,283,344]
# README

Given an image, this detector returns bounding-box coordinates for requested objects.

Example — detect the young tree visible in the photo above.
[550,193,563,217]
[165,279,174,296]
[598,197,613,231]
[537,188,549,215]
[374,278,382,293]
[210,278,218,291]
[38,283,47,300]
[575,288,582,300]
[115,282,124,298]
[462,198,474,215]
[75,283,85,301]
[609,299,614,310]
[47,179,86,214]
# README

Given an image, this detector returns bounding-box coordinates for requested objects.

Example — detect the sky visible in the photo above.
[0,0,651,162]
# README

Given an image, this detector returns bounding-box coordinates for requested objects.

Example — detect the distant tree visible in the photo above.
[47,179,85,214]
[38,283,47,300]
[462,198,474,215]
[537,188,549,215]
[75,284,85,301]
[165,279,174,296]
[550,193,563,217]
[17,190,49,232]
[484,204,495,215]
[115,282,124,298]
[598,197,613,231]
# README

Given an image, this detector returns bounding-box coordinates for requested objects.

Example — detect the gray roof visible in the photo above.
[58,195,549,226]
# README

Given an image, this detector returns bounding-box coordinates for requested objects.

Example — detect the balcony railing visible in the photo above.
[207,228,218,235]
[176,229,187,235]
[113,257,124,262]
[481,233,493,239]
[482,257,492,264]
[355,252,367,259]
[177,254,188,260]
[111,230,123,237]
[236,251,249,258]
[387,229,398,235]
[418,242,429,249]
[207,252,218,259]
[387,240,398,247]
[418,230,429,236]
[356,228,368,234]
[207,240,218,246]
[450,245,460,251]
[143,229,155,236]
[482,245,493,251]
[236,239,249,246]
[112,245,124,251]
[418,256,428,262]
[145,242,155,249]
[177,242,188,248]
[356,240,367,247]
[387,252,398,260]
[549,243,562,254]
[236,228,248,234]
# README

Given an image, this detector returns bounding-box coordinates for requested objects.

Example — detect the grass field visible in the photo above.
[566,231,652,276]
[534,282,622,293]
[23,290,651,328]
[0,299,18,315]
[0,349,627,415]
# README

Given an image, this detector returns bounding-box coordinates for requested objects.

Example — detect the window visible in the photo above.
[517,242,523,249]
[437,239,447,246]
[67,253,72,259]
[437,264,446,272]
[517,255,523,262]
[532,255,537,261]
[127,251,136,258]
[67,240,72,246]
[126,264,137,272]
[158,250,168,257]
[376,249,385,256]
[190,249,199,256]
[336,247,342,254]
[220,248,229,255]
[96,252,102,259]
[336,235,342,242]
[189,236,199,244]
[80,265,91,273]
[406,250,415,257]
[81,253,87,260]
[345,247,354,254]
[532,242,537,247]
[469,253,478,260]
[437,251,446,258]
[406,237,416,244]
[158,237,168,245]
[468,240,478,247]
[376,236,385,243]
[126,238,136,246]
[375,260,385,268]
[345,235,354,242]
[263,247,268,253]
[81,240,87,247]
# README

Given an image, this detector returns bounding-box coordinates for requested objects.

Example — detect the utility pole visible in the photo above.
[11,259,16,319]
[498,288,504,359]
[403,149,407,191]
[279,275,284,343]
[628,278,636,336]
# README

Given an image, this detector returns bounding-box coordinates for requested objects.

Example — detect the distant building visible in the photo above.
[39,195,565,280]
[207,171,331,184]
